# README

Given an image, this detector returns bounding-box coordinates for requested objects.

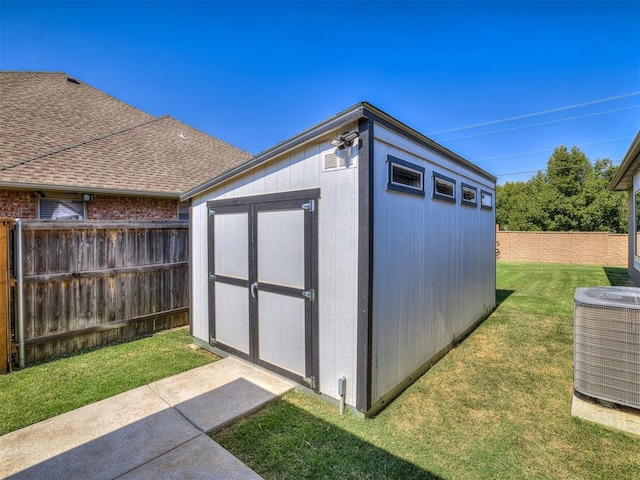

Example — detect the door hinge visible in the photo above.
[301,200,315,213]
[304,376,317,390]
[301,289,315,302]
[208,208,215,217]
[209,335,216,345]
[209,273,216,281]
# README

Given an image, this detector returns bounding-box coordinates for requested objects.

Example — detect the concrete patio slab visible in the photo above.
[1,386,199,479]
[149,357,294,432]
[119,434,262,480]
[1,356,294,479]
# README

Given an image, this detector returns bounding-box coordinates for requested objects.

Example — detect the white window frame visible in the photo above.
[433,172,456,203]
[480,190,493,210]
[387,155,425,197]
[38,193,87,220]
[461,183,478,207]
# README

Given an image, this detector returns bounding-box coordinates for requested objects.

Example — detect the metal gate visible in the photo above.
[207,189,319,390]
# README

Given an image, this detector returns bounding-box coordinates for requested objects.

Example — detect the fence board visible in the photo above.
[13,220,189,365]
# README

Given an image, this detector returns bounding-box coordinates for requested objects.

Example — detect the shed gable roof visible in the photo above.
[181,102,496,200]
[0,71,251,196]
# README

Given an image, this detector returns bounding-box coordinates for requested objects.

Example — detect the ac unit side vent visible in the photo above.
[574,287,640,410]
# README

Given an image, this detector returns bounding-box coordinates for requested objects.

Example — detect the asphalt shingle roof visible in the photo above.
[0,71,252,196]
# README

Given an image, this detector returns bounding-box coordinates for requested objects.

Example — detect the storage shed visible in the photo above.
[182,102,496,417]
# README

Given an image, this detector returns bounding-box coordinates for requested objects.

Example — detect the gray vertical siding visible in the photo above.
[191,124,361,407]
[371,125,496,406]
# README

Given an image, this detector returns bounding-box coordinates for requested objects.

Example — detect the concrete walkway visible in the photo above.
[1,357,294,479]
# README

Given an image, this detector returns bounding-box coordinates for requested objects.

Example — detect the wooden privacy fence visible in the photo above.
[1,220,11,373]
[6,220,189,367]
[496,231,627,266]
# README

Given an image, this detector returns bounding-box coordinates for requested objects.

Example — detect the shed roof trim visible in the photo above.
[181,102,496,200]
[609,130,640,191]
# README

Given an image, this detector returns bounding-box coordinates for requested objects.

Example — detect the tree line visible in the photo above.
[496,146,627,233]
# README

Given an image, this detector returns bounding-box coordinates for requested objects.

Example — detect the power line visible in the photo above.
[442,105,640,141]
[495,159,622,178]
[427,92,640,136]
[476,135,636,162]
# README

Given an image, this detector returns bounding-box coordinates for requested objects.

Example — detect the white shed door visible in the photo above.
[207,190,319,390]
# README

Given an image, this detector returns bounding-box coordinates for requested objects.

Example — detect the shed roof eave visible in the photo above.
[181,104,369,201]
[182,102,497,201]
[609,130,640,192]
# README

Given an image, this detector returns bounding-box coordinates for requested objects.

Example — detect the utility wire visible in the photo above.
[495,159,622,178]
[476,136,636,162]
[427,92,640,136]
[442,105,640,141]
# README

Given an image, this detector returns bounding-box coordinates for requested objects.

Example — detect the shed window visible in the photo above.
[481,190,493,210]
[39,197,86,220]
[433,173,456,202]
[461,183,477,206]
[387,156,425,196]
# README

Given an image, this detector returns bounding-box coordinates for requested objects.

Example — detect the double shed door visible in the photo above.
[207,189,319,390]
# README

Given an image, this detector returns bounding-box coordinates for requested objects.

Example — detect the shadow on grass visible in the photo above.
[496,289,515,307]
[213,400,443,480]
[603,267,634,287]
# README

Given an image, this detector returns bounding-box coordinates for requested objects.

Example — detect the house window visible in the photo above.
[461,183,477,206]
[178,201,190,220]
[635,191,640,256]
[387,155,425,196]
[433,172,456,202]
[38,196,86,220]
[481,190,493,210]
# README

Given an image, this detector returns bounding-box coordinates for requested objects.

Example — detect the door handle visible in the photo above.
[250,282,258,298]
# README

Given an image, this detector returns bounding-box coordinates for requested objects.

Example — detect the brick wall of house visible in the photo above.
[0,189,179,221]
[496,231,627,266]
[0,190,37,218]
[87,195,178,220]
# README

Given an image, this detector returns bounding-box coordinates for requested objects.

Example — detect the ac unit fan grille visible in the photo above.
[574,293,640,410]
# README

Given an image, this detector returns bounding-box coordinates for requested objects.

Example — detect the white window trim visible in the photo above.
[386,155,425,197]
[433,172,456,203]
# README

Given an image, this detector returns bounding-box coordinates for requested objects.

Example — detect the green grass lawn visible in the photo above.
[213,263,640,480]
[0,327,216,435]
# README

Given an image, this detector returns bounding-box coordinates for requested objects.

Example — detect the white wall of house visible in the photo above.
[370,124,496,406]
[191,122,361,407]
[632,171,640,278]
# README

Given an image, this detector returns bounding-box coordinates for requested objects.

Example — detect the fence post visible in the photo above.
[0,219,10,373]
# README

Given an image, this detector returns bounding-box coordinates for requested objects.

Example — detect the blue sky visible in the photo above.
[2,1,639,183]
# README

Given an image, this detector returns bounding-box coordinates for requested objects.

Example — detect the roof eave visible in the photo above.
[181,101,497,201]
[0,181,180,199]
[609,131,640,192]
[181,103,368,201]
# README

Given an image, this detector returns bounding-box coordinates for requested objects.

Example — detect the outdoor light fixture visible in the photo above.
[330,131,359,149]
[82,193,94,202]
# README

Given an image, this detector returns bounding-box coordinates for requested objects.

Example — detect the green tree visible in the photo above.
[496,147,627,233]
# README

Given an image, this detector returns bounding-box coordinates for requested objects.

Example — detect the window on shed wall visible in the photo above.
[433,173,456,202]
[387,155,425,196]
[461,183,477,206]
[178,201,190,220]
[38,195,86,220]
[481,190,493,210]
[635,191,640,257]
